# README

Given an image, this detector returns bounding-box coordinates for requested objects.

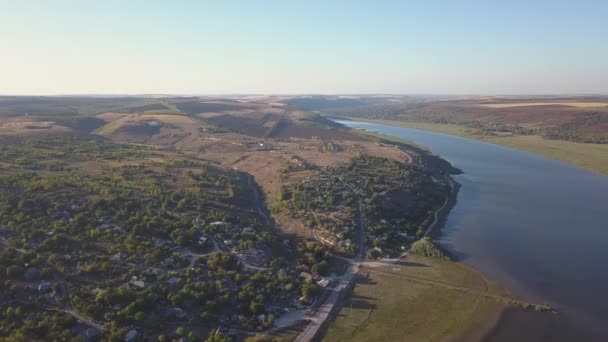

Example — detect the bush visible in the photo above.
[409,237,449,260]
[6,265,23,278]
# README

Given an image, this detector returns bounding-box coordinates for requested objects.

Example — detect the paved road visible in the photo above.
[275,263,359,341]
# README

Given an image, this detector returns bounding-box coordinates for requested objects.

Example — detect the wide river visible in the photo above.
[335,119,608,340]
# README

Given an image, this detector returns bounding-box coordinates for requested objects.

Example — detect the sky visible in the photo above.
[1,0,607,95]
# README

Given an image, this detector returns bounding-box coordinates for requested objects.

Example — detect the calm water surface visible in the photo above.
[335,120,608,338]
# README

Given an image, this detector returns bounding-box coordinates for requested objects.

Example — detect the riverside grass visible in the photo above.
[360,119,608,177]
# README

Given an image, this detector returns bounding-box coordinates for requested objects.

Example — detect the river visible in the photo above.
[334,119,608,341]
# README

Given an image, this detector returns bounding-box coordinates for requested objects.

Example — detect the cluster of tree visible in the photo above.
[276,154,448,257]
[409,237,449,260]
[0,308,78,341]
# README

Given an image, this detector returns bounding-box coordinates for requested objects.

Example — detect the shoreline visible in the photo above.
[349,118,608,177]
[321,129,510,341]
[339,120,556,341]
[347,118,608,342]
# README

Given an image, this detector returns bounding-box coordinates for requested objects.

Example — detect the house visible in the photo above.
[124,329,138,342]
[112,252,128,262]
[317,278,331,288]
[326,142,340,152]
[38,281,52,293]
[198,236,208,245]
[129,277,148,289]
[84,327,101,340]
[99,223,113,230]
[130,280,147,289]
[91,288,104,295]
[299,296,312,305]
[24,267,40,281]
[166,277,178,286]
[299,272,313,282]
[167,307,188,319]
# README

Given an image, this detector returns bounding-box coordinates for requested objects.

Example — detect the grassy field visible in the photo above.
[361,119,608,177]
[324,256,506,342]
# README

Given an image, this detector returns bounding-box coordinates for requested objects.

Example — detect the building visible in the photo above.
[317,278,331,288]
[84,327,101,340]
[299,272,313,282]
[166,277,178,286]
[112,252,128,262]
[128,277,148,289]
[38,281,52,293]
[124,329,138,342]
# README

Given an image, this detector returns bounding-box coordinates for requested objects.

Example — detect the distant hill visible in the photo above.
[323,96,608,143]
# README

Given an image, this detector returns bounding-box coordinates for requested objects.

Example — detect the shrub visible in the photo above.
[409,237,449,260]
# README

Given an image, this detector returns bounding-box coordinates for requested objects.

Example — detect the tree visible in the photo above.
[205,329,232,342]
[6,265,23,277]
[134,311,145,322]
[249,301,263,314]
[366,249,381,260]
[311,260,329,275]
[301,282,319,298]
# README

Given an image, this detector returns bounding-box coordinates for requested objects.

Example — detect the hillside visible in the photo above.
[0,96,459,341]
[321,96,608,143]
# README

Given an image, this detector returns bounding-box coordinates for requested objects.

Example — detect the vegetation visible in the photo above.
[324,255,505,342]
[410,237,449,260]
[326,98,608,144]
[0,136,319,341]
[275,154,448,257]
[357,119,608,177]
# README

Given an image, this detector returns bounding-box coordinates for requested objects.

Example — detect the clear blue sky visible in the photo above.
[1,0,607,94]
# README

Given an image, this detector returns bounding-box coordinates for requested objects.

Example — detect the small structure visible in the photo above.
[24,267,40,281]
[166,307,188,319]
[317,278,331,288]
[84,327,101,340]
[299,272,313,282]
[38,281,52,293]
[112,252,128,262]
[124,329,138,342]
[129,277,148,290]
[198,236,208,245]
[166,277,178,286]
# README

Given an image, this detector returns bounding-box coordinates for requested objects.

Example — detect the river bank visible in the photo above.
[354,118,608,177]
[324,255,511,342]
[332,119,608,341]
[322,126,519,341]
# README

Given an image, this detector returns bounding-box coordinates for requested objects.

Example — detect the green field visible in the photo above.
[324,256,506,342]
[361,119,608,177]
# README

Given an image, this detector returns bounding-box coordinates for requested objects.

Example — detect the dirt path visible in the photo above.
[424,175,455,236]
